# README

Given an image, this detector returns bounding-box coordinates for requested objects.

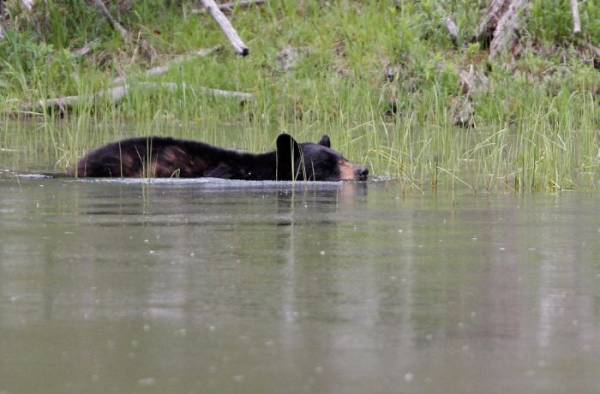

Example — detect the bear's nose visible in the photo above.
[355,166,369,181]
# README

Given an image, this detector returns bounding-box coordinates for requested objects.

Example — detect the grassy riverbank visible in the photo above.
[0,0,598,191]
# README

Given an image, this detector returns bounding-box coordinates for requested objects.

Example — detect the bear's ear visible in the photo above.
[318,135,331,148]
[276,133,302,180]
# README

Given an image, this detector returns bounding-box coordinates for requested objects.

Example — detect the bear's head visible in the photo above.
[275,133,368,181]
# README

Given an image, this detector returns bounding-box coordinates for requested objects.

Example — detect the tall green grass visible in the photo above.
[0,0,598,191]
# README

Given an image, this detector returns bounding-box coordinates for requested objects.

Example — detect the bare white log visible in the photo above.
[490,0,529,58]
[13,83,253,114]
[111,46,221,85]
[571,0,581,35]
[201,0,249,56]
[91,0,130,41]
[443,17,459,45]
[17,86,129,114]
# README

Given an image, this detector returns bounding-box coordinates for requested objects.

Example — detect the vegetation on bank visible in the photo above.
[0,0,598,191]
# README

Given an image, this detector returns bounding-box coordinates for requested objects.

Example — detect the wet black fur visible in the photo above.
[73,133,358,181]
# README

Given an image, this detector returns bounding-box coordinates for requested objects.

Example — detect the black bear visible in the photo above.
[72,133,368,181]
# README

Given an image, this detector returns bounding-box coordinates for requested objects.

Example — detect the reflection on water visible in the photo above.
[1,177,600,394]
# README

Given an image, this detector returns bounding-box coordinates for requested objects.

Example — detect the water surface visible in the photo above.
[1,175,600,393]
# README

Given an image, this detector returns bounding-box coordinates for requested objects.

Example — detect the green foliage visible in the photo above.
[0,31,81,95]
[530,0,600,43]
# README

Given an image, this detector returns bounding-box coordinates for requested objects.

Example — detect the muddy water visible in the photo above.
[1,176,600,394]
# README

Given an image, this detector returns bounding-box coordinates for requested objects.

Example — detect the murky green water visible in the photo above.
[1,175,600,393]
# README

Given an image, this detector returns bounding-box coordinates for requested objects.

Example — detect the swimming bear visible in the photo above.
[72,133,368,181]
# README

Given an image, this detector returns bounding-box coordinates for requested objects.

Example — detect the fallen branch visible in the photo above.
[201,0,249,56]
[92,0,158,61]
[571,0,581,35]
[112,46,221,85]
[12,83,253,115]
[137,82,254,100]
[16,86,129,114]
[91,0,130,41]
[72,39,100,58]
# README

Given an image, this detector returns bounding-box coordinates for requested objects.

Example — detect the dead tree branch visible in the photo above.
[200,0,249,56]
[72,39,100,58]
[137,82,254,100]
[12,83,253,115]
[111,46,221,85]
[571,0,581,35]
[91,0,130,41]
[16,86,129,114]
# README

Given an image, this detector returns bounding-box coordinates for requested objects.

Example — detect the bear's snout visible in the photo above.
[355,166,369,181]
[339,160,369,181]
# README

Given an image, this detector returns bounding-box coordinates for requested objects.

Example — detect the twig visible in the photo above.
[111,46,221,85]
[571,0,581,35]
[91,0,130,41]
[200,0,249,56]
